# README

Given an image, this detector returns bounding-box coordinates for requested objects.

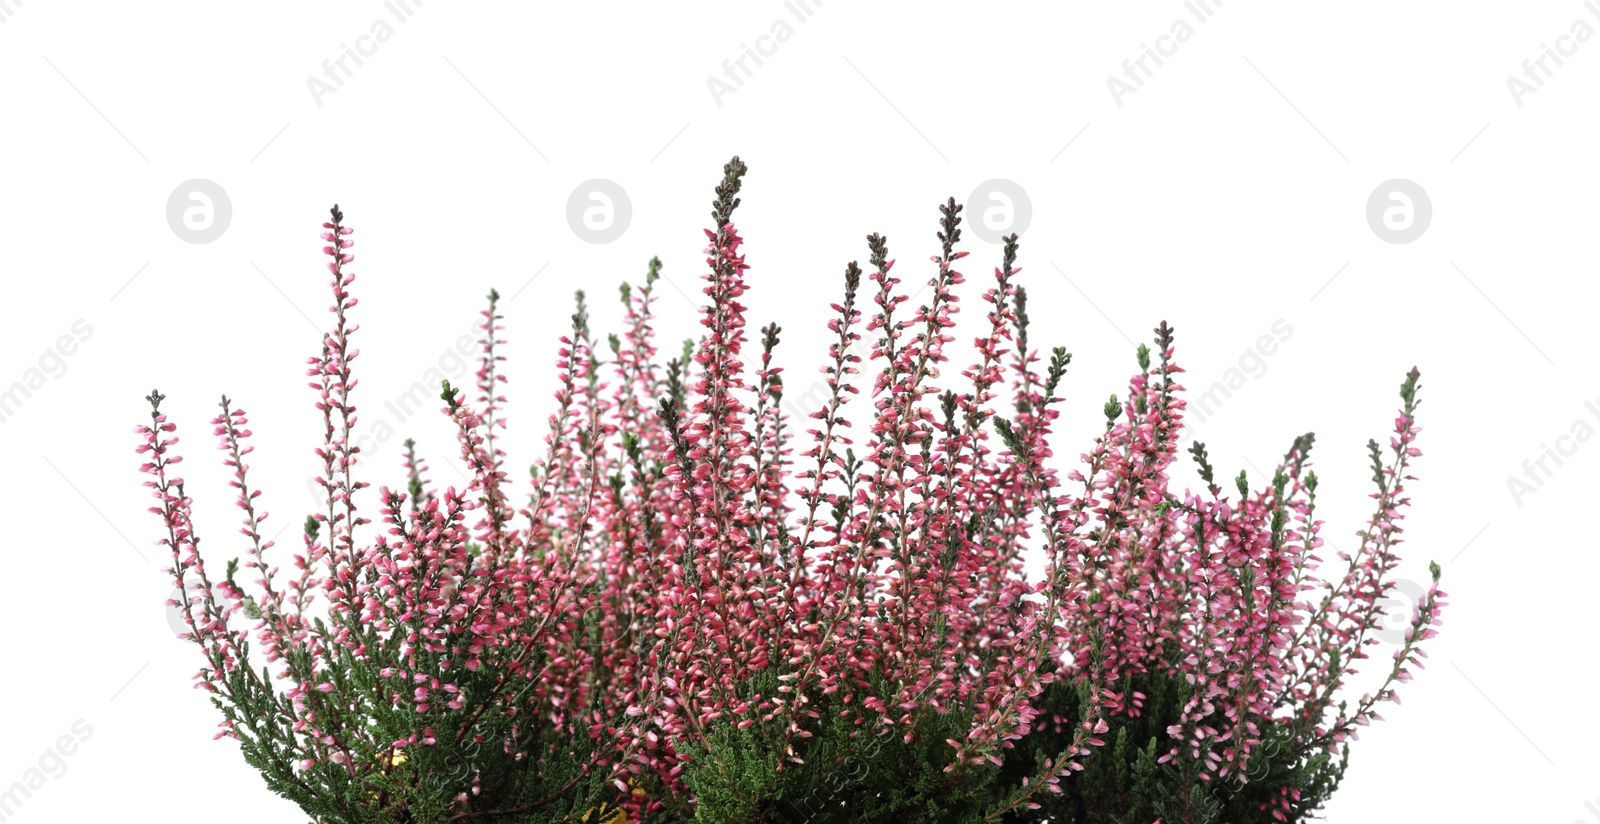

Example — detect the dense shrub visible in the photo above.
[138,158,1442,823]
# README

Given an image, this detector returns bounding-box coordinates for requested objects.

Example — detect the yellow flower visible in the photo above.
[580,802,629,824]
[366,749,407,803]
[581,782,646,824]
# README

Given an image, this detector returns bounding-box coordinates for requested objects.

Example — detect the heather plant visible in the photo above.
[574,158,1445,823]
[138,206,622,823]
[137,157,1444,824]
[993,365,1446,823]
[581,159,1114,822]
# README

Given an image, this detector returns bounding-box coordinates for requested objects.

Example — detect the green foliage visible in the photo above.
[995,669,1349,824]
[662,672,1011,824]
[660,668,1355,824]
[289,727,616,824]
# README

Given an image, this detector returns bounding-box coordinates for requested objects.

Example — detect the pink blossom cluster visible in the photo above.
[136,160,1443,822]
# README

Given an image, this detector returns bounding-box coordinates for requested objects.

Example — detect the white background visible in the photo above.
[1,1,1595,821]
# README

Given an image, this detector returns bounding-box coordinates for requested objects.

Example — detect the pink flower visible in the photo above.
[135,171,1442,820]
